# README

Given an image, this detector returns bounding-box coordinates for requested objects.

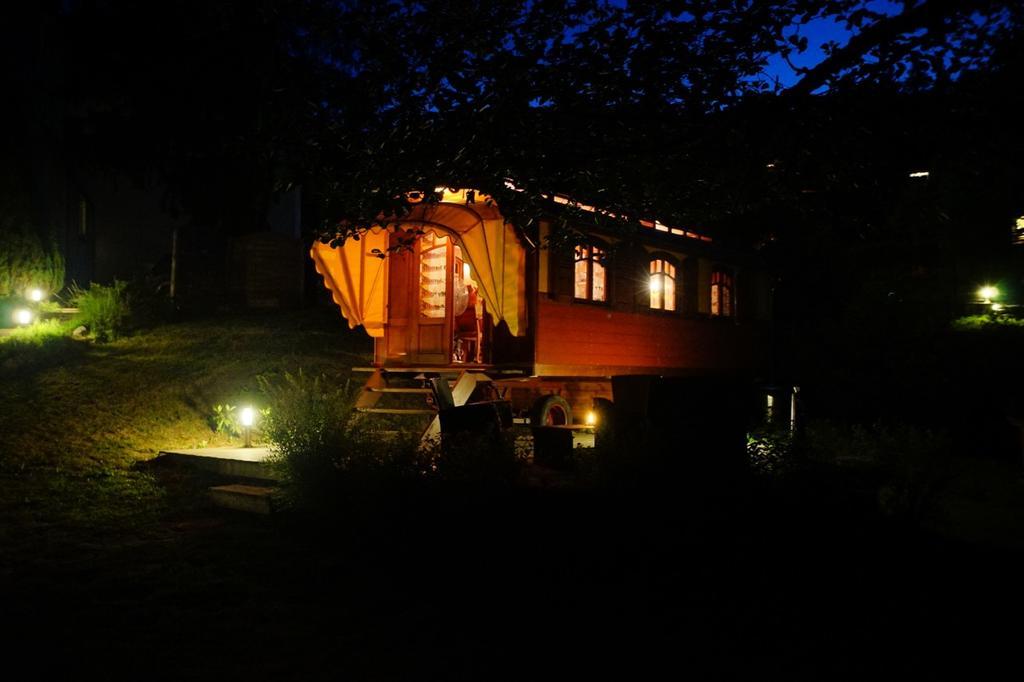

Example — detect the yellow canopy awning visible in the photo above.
[311,195,528,338]
[310,229,389,337]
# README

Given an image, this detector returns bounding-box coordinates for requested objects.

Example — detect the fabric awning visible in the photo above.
[310,229,389,337]
[311,196,528,338]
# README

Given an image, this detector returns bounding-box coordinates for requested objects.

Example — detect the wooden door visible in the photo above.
[384,232,453,365]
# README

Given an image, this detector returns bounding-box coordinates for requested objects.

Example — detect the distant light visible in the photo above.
[979,285,999,302]
[908,171,930,178]
[585,410,597,426]
[240,406,255,427]
[991,303,1004,312]
[28,288,44,302]
[13,309,33,326]
[766,163,776,169]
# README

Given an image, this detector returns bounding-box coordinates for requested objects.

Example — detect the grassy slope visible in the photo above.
[0,308,371,470]
[0,307,371,545]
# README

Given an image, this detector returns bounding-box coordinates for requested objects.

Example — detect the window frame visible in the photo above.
[573,243,608,303]
[648,256,679,312]
[710,267,735,318]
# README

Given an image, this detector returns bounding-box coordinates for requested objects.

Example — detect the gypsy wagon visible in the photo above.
[311,189,770,433]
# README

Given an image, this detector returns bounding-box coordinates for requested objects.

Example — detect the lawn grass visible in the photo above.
[0,306,371,471]
[0,305,371,549]
[2,307,1024,678]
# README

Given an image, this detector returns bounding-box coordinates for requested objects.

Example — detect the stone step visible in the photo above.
[158,448,277,481]
[209,484,275,514]
[355,407,437,415]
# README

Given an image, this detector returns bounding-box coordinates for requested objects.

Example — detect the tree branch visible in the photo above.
[784,0,996,97]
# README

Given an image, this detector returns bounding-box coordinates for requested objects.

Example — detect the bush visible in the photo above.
[951,314,1024,331]
[747,427,796,476]
[0,219,64,298]
[258,371,429,508]
[804,420,952,524]
[259,370,528,509]
[70,281,134,341]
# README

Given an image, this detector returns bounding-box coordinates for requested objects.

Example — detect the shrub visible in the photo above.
[70,281,133,341]
[951,314,1024,331]
[747,427,796,476]
[0,219,64,298]
[259,370,527,509]
[210,404,240,437]
[258,371,430,508]
[258,371,349,504]
[804,420,952,524]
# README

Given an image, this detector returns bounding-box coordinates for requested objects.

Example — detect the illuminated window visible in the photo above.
[649,259,676,311]
[1014,216,1024,246]
[710,268,733,317]
[574,245,606,302]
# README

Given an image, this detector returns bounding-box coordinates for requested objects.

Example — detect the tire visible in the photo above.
[532,395,573,426]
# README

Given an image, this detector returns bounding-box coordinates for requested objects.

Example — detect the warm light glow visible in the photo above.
[28,288,44,302]
[463,262,471,280]
[979,285,999,302]
[240,406,255,427]
[585,410,597,426]
[991,303,1003,312]
[13,309,33,325]
[649,276,662,293]
[908,171,930,178]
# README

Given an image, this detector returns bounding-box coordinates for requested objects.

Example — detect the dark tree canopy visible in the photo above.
[4,0,1020,242]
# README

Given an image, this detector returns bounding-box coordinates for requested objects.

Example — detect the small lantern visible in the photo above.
[13,309,33,326]
[979,285,999,303]
[240,406,256,447]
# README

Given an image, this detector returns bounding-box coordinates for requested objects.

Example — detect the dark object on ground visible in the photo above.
[611,374,751,474]
[439,400,513,439]
[532,425,593,469]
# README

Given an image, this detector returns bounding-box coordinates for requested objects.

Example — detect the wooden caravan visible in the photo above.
[312,189,769,426]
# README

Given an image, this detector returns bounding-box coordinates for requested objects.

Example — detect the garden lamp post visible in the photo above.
[240,406,255,448]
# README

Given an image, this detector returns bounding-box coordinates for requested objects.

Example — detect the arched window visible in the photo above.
[711,268,734,317]
[574,245,607,302]
[649,259,676,311]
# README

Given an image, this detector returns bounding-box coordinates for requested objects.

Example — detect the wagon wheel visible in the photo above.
[532,395,572,426]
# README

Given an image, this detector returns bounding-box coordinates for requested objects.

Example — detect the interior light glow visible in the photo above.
[649,276,663,293]
[463,262,471,279]
[585,410,597,426]
[13,309,33,325]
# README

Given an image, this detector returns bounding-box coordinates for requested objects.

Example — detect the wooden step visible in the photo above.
[209,484,275,514]
[355,407,437,415]
[366,387,432,394]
